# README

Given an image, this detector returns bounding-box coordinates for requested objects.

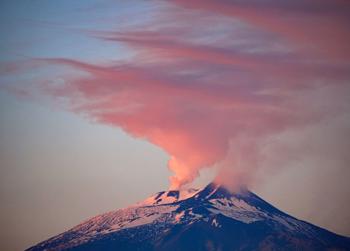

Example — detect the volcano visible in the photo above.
[27,183,350,251]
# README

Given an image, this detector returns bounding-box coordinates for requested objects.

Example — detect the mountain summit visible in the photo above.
[28,183,350,251]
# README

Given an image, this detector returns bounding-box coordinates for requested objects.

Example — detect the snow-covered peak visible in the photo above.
[27,182,350,251]
[138,188,199,206]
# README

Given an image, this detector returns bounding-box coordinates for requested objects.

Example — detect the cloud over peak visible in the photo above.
[6,0,350,189]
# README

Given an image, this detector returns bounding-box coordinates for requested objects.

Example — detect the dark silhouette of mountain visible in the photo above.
[28,183,350,251]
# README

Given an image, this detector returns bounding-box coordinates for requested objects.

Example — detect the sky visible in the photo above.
[0,0,350,250]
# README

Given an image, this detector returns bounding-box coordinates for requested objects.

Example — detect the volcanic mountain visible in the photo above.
[28,183,350,251]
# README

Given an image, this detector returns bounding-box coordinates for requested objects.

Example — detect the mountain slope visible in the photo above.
[28,183,350,251]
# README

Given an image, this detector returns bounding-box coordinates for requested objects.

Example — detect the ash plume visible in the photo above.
[7,0,350,189]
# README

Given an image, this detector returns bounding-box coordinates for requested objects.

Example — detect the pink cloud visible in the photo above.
[172,0,350,60]
[12,0,350,189]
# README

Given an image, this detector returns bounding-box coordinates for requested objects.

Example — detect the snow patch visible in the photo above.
[208,198,263,223]
[174,211,185,222]
[211,218,221,228]
[139,188,199,206]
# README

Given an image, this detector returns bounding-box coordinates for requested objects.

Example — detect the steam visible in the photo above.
[7,0,350,189]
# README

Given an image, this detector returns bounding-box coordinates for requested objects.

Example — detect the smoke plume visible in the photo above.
[8,0,350,189]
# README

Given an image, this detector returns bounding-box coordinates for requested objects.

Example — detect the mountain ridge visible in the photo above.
[27,182,350,251]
